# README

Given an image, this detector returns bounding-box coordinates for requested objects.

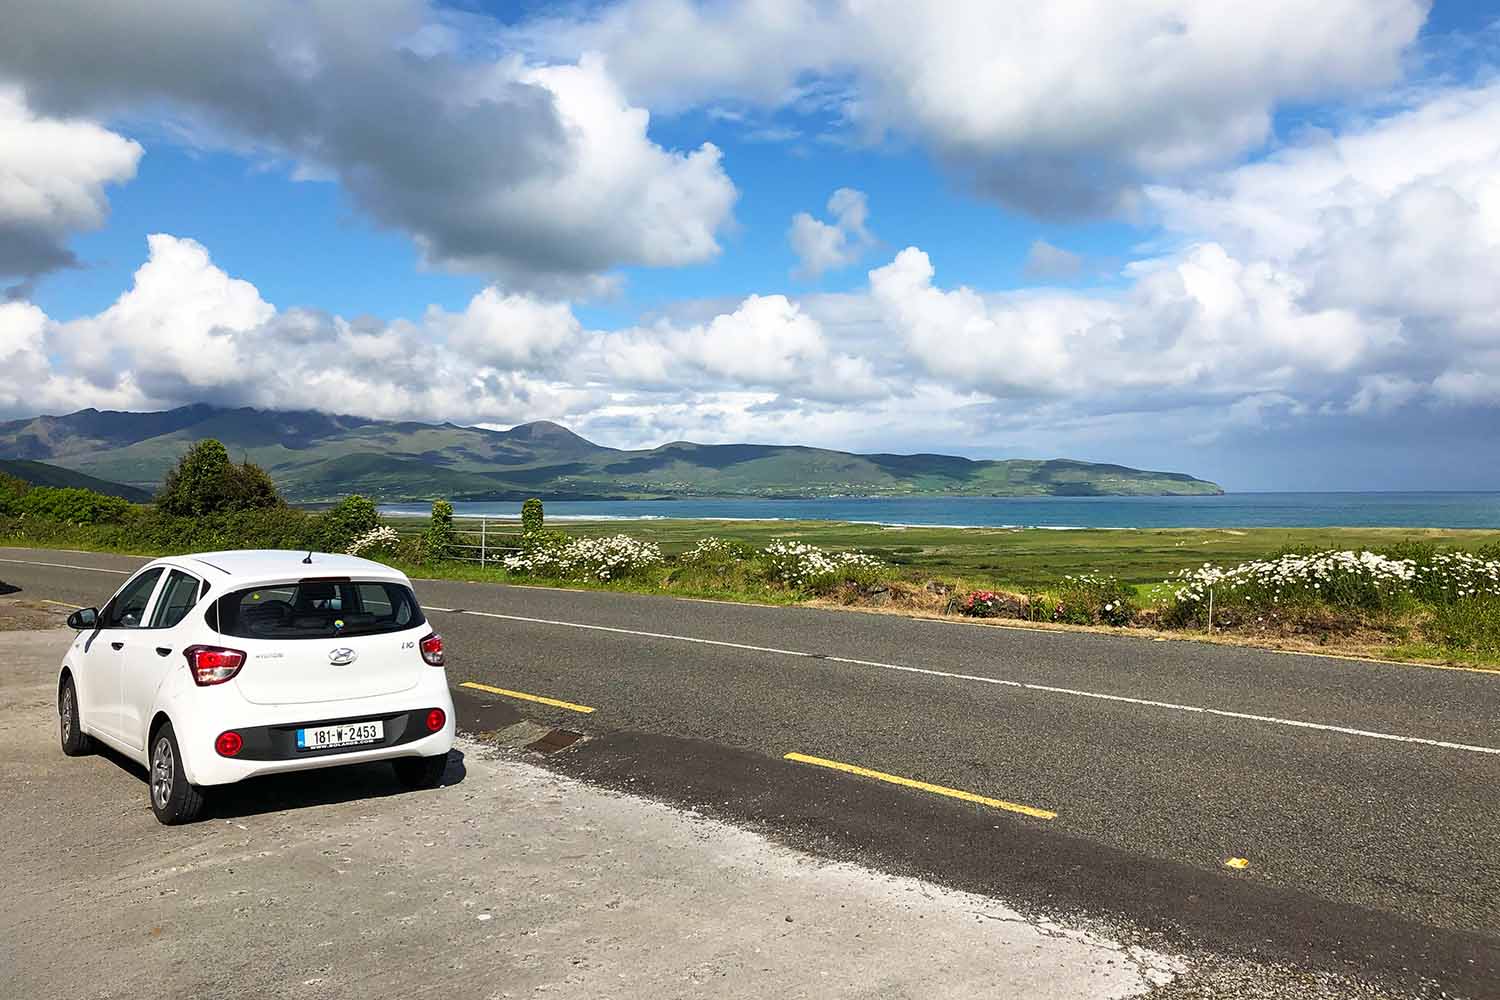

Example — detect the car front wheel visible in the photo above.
[149,721,206,825]
[392,753,448,790]
[59,676,93,757]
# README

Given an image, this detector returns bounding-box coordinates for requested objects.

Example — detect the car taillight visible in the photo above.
[215,730,243,757]
[184,645,247,686]
[419,632,444,666]
[426,708,446,732]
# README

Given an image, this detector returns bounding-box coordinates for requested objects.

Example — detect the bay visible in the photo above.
[380,492,1500,530]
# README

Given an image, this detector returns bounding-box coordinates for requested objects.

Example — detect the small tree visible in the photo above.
[157,440,230,516]
[425,499,456,563]
[317,495,380,552]
[521,497,544,535]
[157,439,284,517]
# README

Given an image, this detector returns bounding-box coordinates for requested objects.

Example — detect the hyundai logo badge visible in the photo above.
[328,647,358,666]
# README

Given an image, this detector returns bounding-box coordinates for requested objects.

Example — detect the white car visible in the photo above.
[57,549,455,824]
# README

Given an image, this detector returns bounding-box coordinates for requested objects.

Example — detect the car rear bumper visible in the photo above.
[173,678,455,786]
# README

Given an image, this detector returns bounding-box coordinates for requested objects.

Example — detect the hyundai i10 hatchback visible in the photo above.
[57,549,455,824]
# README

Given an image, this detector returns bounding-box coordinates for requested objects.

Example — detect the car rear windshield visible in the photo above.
[211,580,426,639]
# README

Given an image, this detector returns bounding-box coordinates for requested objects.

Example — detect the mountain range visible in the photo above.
[0,405,1224,503]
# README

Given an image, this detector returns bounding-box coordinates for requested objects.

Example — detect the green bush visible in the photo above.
[425,499,457,563]
[0,504,319,554]
[157,439,283,516]
[1054,573,1137,626]
[521,497,544,536]
[15,486,131,525]
[316,495,380,552]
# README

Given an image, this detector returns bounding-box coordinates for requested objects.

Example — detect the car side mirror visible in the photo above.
[66,607,99,630]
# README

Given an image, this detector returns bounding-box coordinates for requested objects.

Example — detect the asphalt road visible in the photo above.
[4,546,1498,997]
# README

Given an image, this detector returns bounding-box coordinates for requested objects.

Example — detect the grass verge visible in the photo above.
[7,517,1500,671]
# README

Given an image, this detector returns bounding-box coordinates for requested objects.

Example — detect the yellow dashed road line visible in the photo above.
[784,752,1056,820]
[459,680,596,714]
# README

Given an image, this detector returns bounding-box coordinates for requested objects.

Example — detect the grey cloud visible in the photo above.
[0,228,77,287]
[1021,240,1084,281]
[0,0,733,294]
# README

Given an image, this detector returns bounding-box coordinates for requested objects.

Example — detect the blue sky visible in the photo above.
[2,1,1499,490]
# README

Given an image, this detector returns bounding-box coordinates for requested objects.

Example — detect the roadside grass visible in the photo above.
[481,520,1498,591]
[8,514,1500,670]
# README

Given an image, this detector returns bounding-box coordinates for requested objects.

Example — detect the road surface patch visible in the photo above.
[459,680,596,714]
[526,729,585,754]
[783,751,1056,820]
[0,556,131,575]
[427,606,1500,758]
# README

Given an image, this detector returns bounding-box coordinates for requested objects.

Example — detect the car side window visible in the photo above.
[150,570,204,629]
[100,568,165,629]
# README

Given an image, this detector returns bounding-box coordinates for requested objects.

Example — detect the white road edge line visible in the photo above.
[424,605,1500,757]
[0,557,131,575]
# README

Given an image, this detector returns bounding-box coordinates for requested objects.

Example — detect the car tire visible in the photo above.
[59,676,93,757]
[392,753,448,790]
[149,721,206,825]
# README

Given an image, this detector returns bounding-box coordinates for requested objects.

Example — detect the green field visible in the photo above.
[427,517,1500,593]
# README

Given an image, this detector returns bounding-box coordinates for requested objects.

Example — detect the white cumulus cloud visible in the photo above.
[519,0,1426,215]
[789,187,875,278]
[0,88,141,283]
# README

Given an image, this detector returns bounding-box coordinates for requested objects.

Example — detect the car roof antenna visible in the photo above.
[302,551,314,564]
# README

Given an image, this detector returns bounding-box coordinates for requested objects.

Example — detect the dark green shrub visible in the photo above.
[521,497,544,535]
[0,473,30,514]
[221,461,281,511]
[157,439,283,516]
[425,499,456,562]
[520,527,569,552]
[316,495,380,552]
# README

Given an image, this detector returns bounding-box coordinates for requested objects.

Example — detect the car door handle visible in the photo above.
[156,647,172,657]
[110,641,124,651]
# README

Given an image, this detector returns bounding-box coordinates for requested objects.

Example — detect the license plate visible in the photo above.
[296,720,383,750]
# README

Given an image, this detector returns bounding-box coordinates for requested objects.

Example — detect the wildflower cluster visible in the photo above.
[503,534,664,582]
[680,537,753,564]
[1409,551,1500,604]
[1171,550,1434,613]
[760,539,884,590]
[346,525,400,557]
[960,590,1003,618]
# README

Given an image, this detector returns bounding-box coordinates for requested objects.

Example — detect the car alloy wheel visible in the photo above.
[152,736,175,812]
[60,687,74,743]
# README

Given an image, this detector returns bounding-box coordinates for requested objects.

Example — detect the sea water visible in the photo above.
[379,493,1500,529]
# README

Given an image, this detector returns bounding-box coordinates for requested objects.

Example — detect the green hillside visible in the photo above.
[0,406,1223,502]
[0,459,153,502]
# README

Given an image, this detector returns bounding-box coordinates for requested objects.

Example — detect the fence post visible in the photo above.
[481,519,487,567]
